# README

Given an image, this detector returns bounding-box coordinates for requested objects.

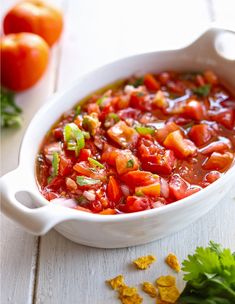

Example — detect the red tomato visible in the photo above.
[184,100,205,120]
[107,121,138,148]
[135,182,161,197]
[121,171,157,187]
[0,33,49,91]
[199,141,231,155]
[78,149,92,161]
[169,174,201,200]
[122,196,151,212]
[73,161,105,180]
[115,152,139,175]
[203,171,221,184]
[202,152,233,171]
[204,70,218,85]
[43,191,59,201]
[158,72,170,85]
[188,124,212,146]
[144,74,160,91]
[107,176,122,203]
[155,122,180,143]
[209,108,234,129]
[167,80,185,94]
[3,0,63,47]
[163,130,197,158]
[130,92,148,111]
[101,144,122,166]
[59,156,73,176]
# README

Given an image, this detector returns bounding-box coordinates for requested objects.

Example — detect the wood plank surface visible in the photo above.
[33,1,234,304]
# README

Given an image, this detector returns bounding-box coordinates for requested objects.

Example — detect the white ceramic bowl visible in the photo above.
[1,26,235,248]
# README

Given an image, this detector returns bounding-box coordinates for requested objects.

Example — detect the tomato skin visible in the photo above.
[1,33,49,91]
[121,171,156,187]
[209,108,234,130]
[115,152,139,175]
[144,74,160,91]
[202,152,233,171]
[199,141,231,155]
[59,156,73,176]
[188,124,212,146]
[122,196,151,213]
[184,100,205,120]
[203,171,221,184]
[107,176,122,203]
[163,130,197,159]
[135,182,161,197]
[130,92,147,111]
[169,174,201,200]
[204,70,218,85]
[155,122,180,143]
[3,0,63,47]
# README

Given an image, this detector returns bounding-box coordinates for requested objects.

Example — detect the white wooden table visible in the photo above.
[1,1,235,303]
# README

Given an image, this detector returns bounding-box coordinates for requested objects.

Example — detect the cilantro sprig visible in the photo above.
[0,88,22,128]
[179,241,235,303]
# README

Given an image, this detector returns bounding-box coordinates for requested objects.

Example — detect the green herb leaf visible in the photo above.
[52,152,60,177]
[131,77,144,88]
[75,105,81,115]
[126,159,134,168]
[107,113,120,122]
[135,125,155,135]
[178,241,235,303]
[63,123,85,155]
[76,176,101,186]
[192,84,211,97]
[88,157,105,169]
[0,88,22,128]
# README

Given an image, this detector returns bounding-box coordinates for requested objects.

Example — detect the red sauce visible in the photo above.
[36,71,235,214]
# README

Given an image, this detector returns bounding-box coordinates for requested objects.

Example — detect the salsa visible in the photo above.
[36,71,235,214]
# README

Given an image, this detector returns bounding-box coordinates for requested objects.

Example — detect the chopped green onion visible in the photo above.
[88,157,104,169]
[135,125,155,135]
[192,84,211,97]
[107,113,120,122]
[63,123,85,155]
[82,131,90,139]
[75,105,81,115]
[131,77,144,88]
[126,159,134,168]
[76,176,101,186]
[135,190,144,196]
[52,152,60,177]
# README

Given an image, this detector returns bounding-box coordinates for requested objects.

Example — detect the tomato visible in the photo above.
[135,182,161,197]
[122,196,151,213]
[155,122,180,143]
[158,72,170,85]
[204,70,218,85]
[163,130,197,158]
[1,33,49,91]
[73,161,105,180]
[99,208,117,215]
[101,144,121,166]
[3,0,63,47]
[107,121,138,148]
[209,108,234,129]
[107,176,122,203]
[188,124,213,146]
[121,171,157,187]
[184,100,205,120]
[78,149,92,161]
[115,151,139,175]
[169,174,201,200]
[43,191,59,201]
[203,171,221,184]
[144,74,160,91]
[59,156,73,176]
[199,141,231,155]
[130,92,148,111]
[202,152,233,171]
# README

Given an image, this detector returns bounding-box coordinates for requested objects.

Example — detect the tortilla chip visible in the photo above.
[107,275,125,290]
[158,286,180,303]
[165,253,181,272]
[119,286,143,304]
[133,255,156,270]
[156,275,176,287]
[142,281,158,298]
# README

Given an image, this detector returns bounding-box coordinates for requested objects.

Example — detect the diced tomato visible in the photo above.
[209,108,234,129]
[43,191,59,201]
[89,201,103,213]
[73,161,105,180]
[169,174,201,200]
[122,196,151,213]
[167,80,185,94]
[188,124,212,146]
[184,100,205,120]
[87,102,100,115]
[153,90,168,109]
[199,140,231,154]
[107,121,138,148]
[196,74,205,86]
[115,151,139,175]
[78,149,92,161]
[53,127,63,140]
[107,176,122,203]
[59,155,73,176]
[138,138,162,157]
[130,91,148,111]
[135,182,160,197]
[141,149,176,175]
[121,171,157,187]
[101,144,122,166]
[155,122,180,143]
[203,171,221,184]
[43,142,62,162]
[163,130,197,158]
[158,72,170,85]
[202,152,233,171]
[99,208,117,215]
[47,176,65,191]
[204,70,218,85]
[144,74,160,91]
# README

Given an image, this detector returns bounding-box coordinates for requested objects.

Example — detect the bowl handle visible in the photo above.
[1,168,78,235]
